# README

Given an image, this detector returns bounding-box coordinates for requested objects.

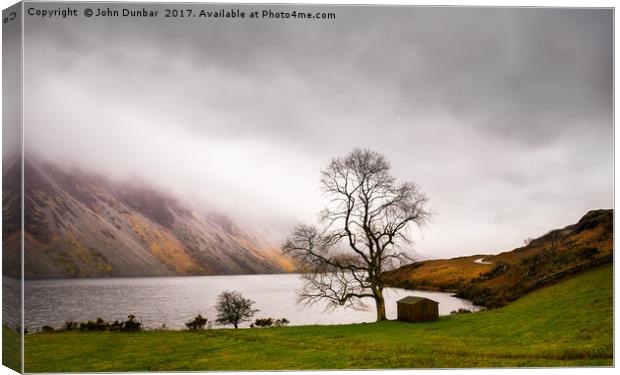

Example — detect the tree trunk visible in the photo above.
[233,322,238,329]
[374,288,387,322]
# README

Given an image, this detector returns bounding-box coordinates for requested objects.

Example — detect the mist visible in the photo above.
[21,5,612,258]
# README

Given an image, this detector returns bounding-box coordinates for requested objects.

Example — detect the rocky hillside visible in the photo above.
[384,209,613,308]
[2,158,293,279]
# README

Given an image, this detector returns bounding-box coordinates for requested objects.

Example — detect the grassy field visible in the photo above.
[23,264,613,371]
[2,325,21,373]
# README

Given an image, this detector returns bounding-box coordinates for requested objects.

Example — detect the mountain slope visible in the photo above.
[3,158,291,278]
[384,209,613,307]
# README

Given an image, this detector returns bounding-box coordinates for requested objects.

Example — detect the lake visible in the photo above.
[17,274,480,330]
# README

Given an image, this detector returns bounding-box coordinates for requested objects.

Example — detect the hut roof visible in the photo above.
[397,296,438,305]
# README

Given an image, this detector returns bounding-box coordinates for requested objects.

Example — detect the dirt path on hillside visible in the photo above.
[474,258,492,265]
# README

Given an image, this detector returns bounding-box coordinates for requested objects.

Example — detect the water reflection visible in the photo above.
[22,274,480,330]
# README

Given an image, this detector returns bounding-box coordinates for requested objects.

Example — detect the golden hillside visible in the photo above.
[384,209,613,307]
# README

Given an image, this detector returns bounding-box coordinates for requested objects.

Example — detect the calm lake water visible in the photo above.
[16,274,479,330]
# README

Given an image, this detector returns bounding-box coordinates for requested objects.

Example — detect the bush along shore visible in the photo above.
[20,314,291,334]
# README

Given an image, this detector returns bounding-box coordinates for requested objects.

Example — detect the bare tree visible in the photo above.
[215,291,258,329]
[283,149,431,321]
[547,230,561,256]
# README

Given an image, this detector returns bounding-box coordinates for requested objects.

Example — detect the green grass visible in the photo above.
[3,325,21,372]
[24,264,613,371]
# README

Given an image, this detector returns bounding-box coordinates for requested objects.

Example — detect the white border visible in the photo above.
[0,1,616,375]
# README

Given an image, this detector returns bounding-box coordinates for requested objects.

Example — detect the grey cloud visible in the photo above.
[25,7,611,144]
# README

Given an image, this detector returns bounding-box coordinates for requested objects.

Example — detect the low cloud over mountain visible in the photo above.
[3,158,293,279]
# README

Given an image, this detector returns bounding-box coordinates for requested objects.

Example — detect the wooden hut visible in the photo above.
[396,296,439,322]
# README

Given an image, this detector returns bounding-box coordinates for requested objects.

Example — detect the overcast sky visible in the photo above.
[21,4,612,258]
